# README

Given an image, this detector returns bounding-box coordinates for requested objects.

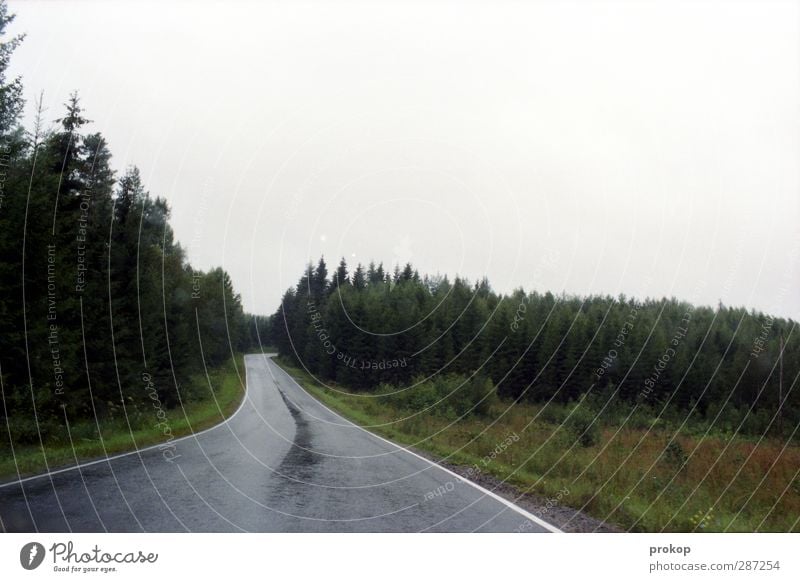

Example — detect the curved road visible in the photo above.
[0,355,558,532]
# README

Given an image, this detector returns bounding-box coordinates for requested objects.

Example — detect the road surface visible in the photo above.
[0,355,558,532]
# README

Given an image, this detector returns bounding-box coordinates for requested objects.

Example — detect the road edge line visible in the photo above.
[271,357,563,533]
[0,355,256,489]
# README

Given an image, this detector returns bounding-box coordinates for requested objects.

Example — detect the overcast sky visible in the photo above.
[8,0,800,320]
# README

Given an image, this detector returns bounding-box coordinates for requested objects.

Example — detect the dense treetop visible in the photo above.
[274,256,798,437]
[0,1,258,442]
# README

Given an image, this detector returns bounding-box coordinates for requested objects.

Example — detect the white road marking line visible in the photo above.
[270,358,563,533]
[0,356,259,490]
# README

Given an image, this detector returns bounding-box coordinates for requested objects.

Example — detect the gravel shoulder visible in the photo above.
[409,446,622,532]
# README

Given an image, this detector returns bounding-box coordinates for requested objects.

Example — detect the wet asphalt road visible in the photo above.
[0,355,557,532]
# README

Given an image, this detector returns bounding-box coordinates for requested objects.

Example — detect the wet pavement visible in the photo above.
[0,355,557,532]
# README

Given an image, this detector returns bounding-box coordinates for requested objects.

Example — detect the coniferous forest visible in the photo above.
[0,4,257,445]
[0,0,798,539]
[274,257,798,439]
[1,0,796,451]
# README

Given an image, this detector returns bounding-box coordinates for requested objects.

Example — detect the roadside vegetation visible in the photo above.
[2,0,797,533]
[271,256,799,532]
[274,257,798,441]
[0,355,246,479]
[277,357,799,532]
[0,2,267,479]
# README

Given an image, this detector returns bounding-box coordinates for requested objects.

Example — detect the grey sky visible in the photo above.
[9,0,800,320]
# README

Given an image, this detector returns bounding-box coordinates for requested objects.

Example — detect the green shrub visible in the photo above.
[442,374,495,418]
[5,416,65,445]
[398,380,439,412]
[564,405,600,447]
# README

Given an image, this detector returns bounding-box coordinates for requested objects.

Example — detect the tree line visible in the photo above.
[274,256,798,437]
[0,2,258,444]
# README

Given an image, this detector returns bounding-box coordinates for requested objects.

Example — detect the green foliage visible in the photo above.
[0,0,254,446]
[281,356,799,533]
[450,374,495,418]
[275,256,799,439]
[0,0,23,132]
[1,355,245,478]
[386,374,497,419]
[564,404,600,448]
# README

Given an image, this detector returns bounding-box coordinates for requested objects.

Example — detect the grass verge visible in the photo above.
[274,357,800,533]
[0,355,246,481]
